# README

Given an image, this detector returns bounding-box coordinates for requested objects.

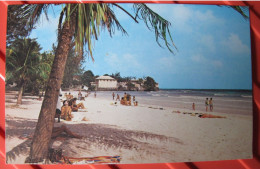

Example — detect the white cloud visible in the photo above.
[158,56,186,75]
[199,34,215,52]
[158,56,175,68]
[104,53,121,68]
[195,10,224,24]
[212,60,223,67]
[123,54,141,68]
[191,54,206,63]
[170,5,193,33]
[222,33,250,55]
[30,13,59,51]
[191,54,223,68]
[104,52,143,74]
[172,5,192,24]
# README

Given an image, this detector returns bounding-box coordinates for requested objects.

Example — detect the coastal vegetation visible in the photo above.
[6,38,53,104]
[68,70,159,91]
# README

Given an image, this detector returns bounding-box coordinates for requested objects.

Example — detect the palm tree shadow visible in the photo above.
[5,118,183,164]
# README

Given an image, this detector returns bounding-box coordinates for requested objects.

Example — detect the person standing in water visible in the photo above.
[209,98,213,112]
[112,92,115,100]
[205,98,209,112]
[116,94,120,101]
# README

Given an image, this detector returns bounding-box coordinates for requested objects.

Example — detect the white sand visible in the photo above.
[5,91,253,164]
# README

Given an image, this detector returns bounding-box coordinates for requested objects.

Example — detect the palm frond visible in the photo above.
[6,139,31,163]
[112,3,139,23]
[228,6,249,20]
[70,3,128,62]
[105,4,128,36]
[21,4,50,30]
[133,4,177,54]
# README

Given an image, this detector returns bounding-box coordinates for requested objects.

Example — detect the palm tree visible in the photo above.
[25,51,55,95]
[6,38,50,104]
[17,3,248,163]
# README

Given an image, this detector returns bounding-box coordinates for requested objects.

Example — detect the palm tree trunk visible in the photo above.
[26,7,77,163]
[16,84,24,105]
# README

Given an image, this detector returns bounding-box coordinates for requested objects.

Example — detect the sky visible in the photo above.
[29,3,252,90]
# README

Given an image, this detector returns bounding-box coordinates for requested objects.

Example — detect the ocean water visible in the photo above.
[93,90,253,115]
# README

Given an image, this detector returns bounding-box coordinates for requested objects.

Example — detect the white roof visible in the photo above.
[96,76,115,80]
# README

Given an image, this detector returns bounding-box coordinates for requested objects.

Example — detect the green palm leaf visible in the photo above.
[133,4,177,54]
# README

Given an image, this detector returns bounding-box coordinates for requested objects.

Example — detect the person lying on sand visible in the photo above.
[18,125,82,140]
[69,98,85,112]
[51,125,82,139]
[199,114,226,118]
[61,100,73,121]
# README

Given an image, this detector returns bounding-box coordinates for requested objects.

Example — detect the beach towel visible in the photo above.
[49,148,121,164]
[78,109,88,112]
[199,114,226,118]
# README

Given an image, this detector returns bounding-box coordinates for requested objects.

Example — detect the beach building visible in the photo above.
[131,80,143,91]
[118,82,127,90]
[96,76,117,90]
[155,83,159,89]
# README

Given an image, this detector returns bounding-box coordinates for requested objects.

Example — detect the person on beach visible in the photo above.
[55,89,62,122]
[69,98,85,112]
[120,97,124,104]
[116,94,120,101]
[205,98,209,112]
[192,103,195,111]
[128,95,132,106]
[94,92,97,98]
[61,100,73,121]
[133,96,136,106]
[209,98,213,112]
[134,101,138,106]
[123,93,127,104]
[112,92,115,100]
[51,125,82,138]
[78,91,82,100]
[66,93,73,100]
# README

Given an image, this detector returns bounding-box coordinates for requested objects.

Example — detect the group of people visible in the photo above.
[192,98,214,112]
[112,92,138,106]
[56,91,86,122]
[205,98,214,112]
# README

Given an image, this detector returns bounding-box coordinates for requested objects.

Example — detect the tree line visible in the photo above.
[65,70,159,91]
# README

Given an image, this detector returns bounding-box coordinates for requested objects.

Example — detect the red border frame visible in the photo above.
[1,0,260,168]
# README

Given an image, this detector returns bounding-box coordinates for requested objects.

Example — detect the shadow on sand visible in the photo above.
[6,117,183,164]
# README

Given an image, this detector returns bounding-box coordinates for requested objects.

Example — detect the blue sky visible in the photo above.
[30,4,252,89]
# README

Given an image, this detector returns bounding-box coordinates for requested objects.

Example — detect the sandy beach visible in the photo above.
[5,90,253,164]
